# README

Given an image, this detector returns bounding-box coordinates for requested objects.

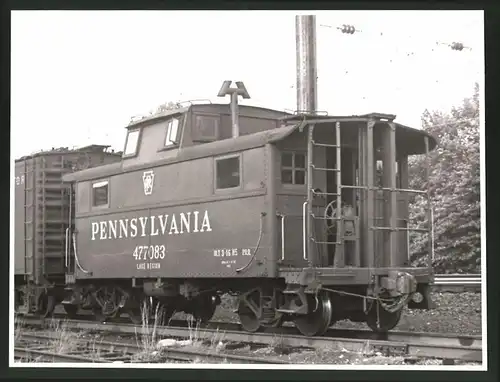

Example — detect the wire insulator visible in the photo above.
[340,24,356,34]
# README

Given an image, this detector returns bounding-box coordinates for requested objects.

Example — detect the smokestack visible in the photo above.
[217,80,251,138]
[295,15,317,114]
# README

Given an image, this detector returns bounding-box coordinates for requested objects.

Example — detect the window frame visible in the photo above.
[122,128,142,159]
[91,179,110,209]
[163,116,182,149]
[214,153,243,192]
[192,113,220,142]
[280,150,307,186]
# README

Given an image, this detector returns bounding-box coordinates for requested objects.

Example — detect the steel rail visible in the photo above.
[14,347,111,363]
[15,318,482,362]
[15,316,482,349]
[17,332,289,364]
[433,274,481,285]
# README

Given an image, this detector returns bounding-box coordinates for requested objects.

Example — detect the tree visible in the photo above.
[408,83,480,273]
[153,101,183,114]
[129,101,182,124]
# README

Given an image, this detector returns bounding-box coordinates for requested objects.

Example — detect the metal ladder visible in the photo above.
[305,121,346,268]
[23,160,35,280]
[22,160,37,314]
[41,156,46,277]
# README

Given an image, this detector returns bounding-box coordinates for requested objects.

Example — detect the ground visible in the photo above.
[209,292,482,335]
[16,291,482,366]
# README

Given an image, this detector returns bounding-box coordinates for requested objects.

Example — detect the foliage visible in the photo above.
[129,101,182,124]
[408,83,480,273]
[153,101,183,114]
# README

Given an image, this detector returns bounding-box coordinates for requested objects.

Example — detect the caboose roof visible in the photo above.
[63,109,437,183]
[125,103,293,130]
[62,123,299,182]
[281,113,438,154]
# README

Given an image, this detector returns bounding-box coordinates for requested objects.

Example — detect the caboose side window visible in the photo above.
[124,129,140,157]
[215,155,240,190]
[281,152,306,185]
[92,180,109,207]
[193,114,219,142]
[165,118,180,147]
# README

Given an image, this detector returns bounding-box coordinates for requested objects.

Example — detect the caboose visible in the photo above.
[51,93,436,335]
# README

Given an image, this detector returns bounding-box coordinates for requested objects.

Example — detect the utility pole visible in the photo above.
[295,15,318,114]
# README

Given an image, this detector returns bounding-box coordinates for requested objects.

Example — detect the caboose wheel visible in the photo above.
[127,308,143,325]
[63,304,79,319]
[157,304,176,326]
[238,309,261,333]
[265,314,284,328]
[365,300,402,333]
[39,294,56,318]
[237,292,261,333]
[93,306,121,322]
[125,297,151,325]
[93,307,108,323]
[293,291,332,337]
[192,296,217,323]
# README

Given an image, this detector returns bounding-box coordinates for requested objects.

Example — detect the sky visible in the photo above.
[10,10,484,158]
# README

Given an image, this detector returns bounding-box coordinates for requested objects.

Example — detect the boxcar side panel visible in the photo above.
[15,149,122,283]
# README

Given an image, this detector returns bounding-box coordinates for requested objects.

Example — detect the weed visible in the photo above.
[47,319,80,354]
[133,300,165,362]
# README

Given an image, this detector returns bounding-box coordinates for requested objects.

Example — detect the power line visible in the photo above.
[319,23,474,53]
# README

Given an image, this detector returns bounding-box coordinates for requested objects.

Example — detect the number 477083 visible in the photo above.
[132,245,166,261]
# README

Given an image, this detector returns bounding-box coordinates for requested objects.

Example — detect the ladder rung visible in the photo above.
[311,141,340,148]
[310,164,340,172]
[311,239,342,245]
[311,190,339,196]
[310,214,342,220]
[370,226,429,233]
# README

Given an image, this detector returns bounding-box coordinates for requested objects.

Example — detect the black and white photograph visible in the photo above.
[9,9,486,372]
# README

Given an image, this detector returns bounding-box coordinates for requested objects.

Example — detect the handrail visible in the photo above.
[65,228,69,267]
[72,233,91,274]
[340,184,428,194]
[281,214,286,261]
[302,201,308,261]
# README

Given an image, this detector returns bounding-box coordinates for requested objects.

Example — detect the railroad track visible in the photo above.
[15,332,289,364]
[433,274,482,293]
[15,317,482,363]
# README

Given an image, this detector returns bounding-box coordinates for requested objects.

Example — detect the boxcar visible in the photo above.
[14,145,122,316]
